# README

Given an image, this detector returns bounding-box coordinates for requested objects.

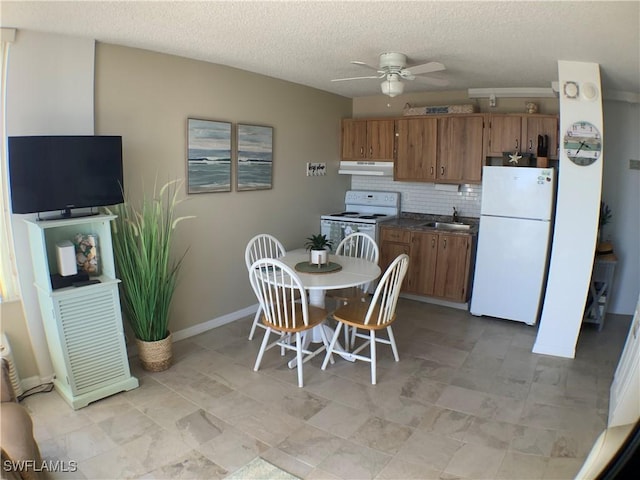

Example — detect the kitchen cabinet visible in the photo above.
[394,114,485,184]
[380,226,473,303]
[437,115,485,183]
[379,227,411,290]
[341,118,395,161]
[394,117,438,181]
[487,114,559,159]
[432,233,472,301]
[406,231,438,295]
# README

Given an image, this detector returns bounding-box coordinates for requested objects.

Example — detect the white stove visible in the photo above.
[321,190,400,251]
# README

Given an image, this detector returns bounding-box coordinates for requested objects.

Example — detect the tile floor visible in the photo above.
[21,299,631,479]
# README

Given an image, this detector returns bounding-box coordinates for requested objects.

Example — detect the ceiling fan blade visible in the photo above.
[413,75,450,87]
[406,61,446,75]
[350,60,380,71]
[331,74,384,82]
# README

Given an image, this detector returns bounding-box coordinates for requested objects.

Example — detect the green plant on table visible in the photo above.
[305,233,333,251]
[106,179,194,342]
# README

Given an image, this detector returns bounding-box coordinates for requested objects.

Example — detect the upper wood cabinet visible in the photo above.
[524,115,559,159]
[394,117,438,181]
[395,114,485,184]
[437,115,485,183]
[341,119,395,161]
[487,114,559,159]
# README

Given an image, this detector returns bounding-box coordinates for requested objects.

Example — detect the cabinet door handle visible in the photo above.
[529,139,533,151]
[515,139,519,151]
[431,238,436,248]
[360,147,364,156]
[440,166,445,176]
[430,166,434,176]
[443,238,447,249]
[369,146,373,157]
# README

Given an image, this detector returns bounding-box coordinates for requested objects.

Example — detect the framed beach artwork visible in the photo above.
[187,118,232,193]
[236,124,273,191]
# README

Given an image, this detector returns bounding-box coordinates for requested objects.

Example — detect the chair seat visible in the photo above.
[262,303,327,333]
[333,301,396,331]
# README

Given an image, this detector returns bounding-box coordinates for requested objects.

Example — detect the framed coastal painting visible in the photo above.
[187,118,232,193]
[236,124,273,191]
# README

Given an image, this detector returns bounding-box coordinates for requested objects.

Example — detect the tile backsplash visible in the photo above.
[351,176,482,218]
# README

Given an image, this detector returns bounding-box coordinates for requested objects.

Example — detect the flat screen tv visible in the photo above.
[8,135,124,218]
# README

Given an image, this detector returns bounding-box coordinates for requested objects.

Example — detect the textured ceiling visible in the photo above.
[2,1,639,99]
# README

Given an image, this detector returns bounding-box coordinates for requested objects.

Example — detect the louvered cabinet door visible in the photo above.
[53,284,130,396]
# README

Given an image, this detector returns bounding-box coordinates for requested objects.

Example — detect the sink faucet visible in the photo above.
[452,207,459,223]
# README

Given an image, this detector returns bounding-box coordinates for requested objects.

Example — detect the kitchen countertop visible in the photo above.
[380,213,479,235]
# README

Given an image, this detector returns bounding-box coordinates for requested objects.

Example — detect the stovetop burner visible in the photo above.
[320,190,401,225]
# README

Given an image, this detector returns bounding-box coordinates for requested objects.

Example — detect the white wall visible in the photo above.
[601,100,640,314]
[6,30,95,380]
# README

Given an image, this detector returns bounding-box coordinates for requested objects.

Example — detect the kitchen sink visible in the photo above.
[421,221,472,231]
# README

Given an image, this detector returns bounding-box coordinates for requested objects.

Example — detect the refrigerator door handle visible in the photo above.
[482,213,550,223]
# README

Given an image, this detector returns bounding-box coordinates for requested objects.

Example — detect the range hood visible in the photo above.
[338,161,394,176]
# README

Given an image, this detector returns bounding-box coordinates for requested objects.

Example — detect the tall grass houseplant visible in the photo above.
[106,179,193,371]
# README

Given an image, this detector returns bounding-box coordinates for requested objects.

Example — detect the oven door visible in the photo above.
[320,219,377,253]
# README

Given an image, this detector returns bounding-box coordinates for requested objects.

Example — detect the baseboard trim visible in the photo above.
[172,304,257,342]
[20,374,54,393]
[126,304,259,357]
[400,293,469,311]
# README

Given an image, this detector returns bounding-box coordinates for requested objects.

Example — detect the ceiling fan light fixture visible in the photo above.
[381,74,404,97]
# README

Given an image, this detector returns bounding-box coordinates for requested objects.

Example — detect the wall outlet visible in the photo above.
[629,159,640,170]
[306,162,326,176]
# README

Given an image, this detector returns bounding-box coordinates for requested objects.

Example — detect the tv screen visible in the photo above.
[8,135,124,217]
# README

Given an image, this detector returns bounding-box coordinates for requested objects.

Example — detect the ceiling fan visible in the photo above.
[332,52,448,97]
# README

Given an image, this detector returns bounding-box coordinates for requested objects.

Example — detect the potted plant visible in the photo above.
[305,233,333,265]
[598,201,613,250]
[599,201,612,230]
[106,179,194,372]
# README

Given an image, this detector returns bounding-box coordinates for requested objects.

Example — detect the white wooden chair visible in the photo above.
[245,234,286,340]
[249,258,330,387]
[326,232,379,346]
[321,253,409,385]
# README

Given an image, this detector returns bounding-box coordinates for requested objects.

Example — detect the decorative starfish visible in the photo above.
[509,151,523,164]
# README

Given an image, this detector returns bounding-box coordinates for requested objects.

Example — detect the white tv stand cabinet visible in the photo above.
[25,214,138,409]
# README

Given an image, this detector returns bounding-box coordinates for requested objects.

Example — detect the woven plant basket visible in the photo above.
[136,332,173,372]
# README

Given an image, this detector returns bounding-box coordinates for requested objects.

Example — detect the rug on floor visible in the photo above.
[226,457,300,479]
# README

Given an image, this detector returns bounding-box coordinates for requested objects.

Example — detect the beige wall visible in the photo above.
[1,301,39,380]
[94,44,351,333]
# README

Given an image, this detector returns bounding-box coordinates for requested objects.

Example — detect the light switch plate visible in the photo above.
[306,162,326,176]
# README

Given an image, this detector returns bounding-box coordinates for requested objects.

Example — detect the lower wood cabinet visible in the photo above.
[380,226,473,303]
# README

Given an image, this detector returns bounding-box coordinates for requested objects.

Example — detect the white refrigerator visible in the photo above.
[470,166,556,325]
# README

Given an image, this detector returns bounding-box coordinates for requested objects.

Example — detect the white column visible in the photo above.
[534,61,603,358]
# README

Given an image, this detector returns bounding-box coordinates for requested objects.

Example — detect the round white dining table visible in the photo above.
[279,249,381,308]
[279,249,381,366]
